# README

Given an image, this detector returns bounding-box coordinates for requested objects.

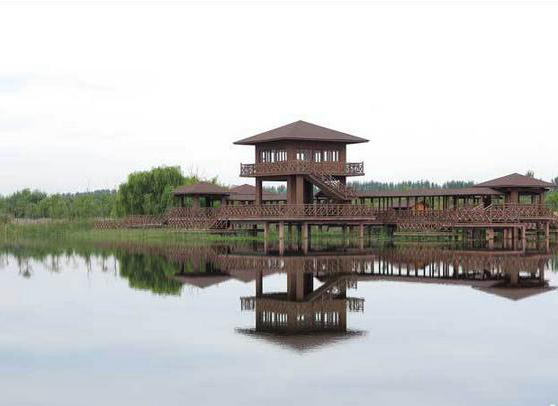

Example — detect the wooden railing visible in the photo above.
[166,204,554,222]
[96,203,557,230]
[221,204,377,219]
[240,161,364,177]
[378,204,554,225]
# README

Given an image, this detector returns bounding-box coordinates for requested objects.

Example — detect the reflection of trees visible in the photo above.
[0,242,186,297]
[117,252,182,296]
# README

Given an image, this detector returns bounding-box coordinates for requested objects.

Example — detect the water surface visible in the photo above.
[1,240,557,406]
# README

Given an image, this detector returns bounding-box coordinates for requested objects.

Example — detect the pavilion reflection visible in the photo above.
[159,243,556,351]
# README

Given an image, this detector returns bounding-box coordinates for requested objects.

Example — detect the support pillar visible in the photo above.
[255,270,263,297]
[296,175,304,205]
[486,228,495,250]
[301,222,309,254]
[263,222,270,252]
[255,178,263,206]
[278,222,285,255]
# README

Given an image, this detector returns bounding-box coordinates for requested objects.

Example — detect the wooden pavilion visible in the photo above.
[173,182,230,208]
[474,173,554,204]
[234,120,368,205]
[101,120,557,245]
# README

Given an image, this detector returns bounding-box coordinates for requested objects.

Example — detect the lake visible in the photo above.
[1,239,557,406]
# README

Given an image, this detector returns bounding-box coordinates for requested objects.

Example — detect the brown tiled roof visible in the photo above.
[173,182,230,196]
[228,184,287,201]
[234,120,369,145]
[236,328,366,353]
[355,187,502,199]
[173,275,231,289]
[475,173,555,189]
[473,285,556,301]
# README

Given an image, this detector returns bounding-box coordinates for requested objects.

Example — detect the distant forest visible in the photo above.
[1,168,557,221]
[264,179,475,194]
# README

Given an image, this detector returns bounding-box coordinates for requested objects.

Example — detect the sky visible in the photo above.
[1,1,557,194]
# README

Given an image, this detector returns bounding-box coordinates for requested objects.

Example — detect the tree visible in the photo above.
[525,170,535,178]
[114,166,198,216]
[546,191,558,210]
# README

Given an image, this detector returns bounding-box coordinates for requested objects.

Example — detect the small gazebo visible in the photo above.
[173,182,230,208]
[474,173,556,204]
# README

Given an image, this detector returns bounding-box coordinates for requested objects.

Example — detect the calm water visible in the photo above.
[1,240,558,406]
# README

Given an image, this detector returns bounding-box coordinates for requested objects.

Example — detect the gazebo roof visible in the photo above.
[233,120,369,145]
[475,173,555,189]
[173,182,230,196]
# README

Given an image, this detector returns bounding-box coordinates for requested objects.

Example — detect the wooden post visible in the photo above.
[287,176,296,204]
[296,175,304,205]
[278,222,285,255]
[256,270,263,297]
[255,178,263,206]
[486,228,495,249]
[263,222,269,253]
[301,222,309,254]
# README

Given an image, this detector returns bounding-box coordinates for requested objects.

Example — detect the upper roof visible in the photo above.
[233,120,369,145]
[173,182,230,196]
[475,173,555,189]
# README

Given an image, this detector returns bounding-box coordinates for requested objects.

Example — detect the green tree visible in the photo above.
[114,166,198,216]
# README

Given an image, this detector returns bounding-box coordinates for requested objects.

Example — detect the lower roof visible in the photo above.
[174,182,230,196]
[356,187,502,199]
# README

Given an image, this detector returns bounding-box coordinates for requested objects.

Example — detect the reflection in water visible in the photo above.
[1,241,556,352]
[2,240,558,405]
[237,269,366,352]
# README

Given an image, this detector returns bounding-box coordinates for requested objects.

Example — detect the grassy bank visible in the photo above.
[0,220,498,246]
[0,221,263,245]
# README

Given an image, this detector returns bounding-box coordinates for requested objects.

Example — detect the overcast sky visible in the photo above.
[1,1,557,194]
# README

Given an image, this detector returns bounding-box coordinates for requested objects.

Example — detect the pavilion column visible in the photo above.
[286,176,294,204]
[192,196,200,209]
[255,178,263,206]
[296,175,304,205]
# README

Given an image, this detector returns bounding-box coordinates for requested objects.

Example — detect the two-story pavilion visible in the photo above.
[234,120,368,205]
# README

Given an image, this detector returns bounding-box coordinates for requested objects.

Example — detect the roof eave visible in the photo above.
[234,137,369,145]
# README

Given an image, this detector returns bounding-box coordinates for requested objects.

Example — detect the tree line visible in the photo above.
[2,167,557,220]
[0,166,202,220]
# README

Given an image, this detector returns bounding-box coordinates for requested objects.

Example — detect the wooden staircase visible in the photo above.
[306,172,358,202]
